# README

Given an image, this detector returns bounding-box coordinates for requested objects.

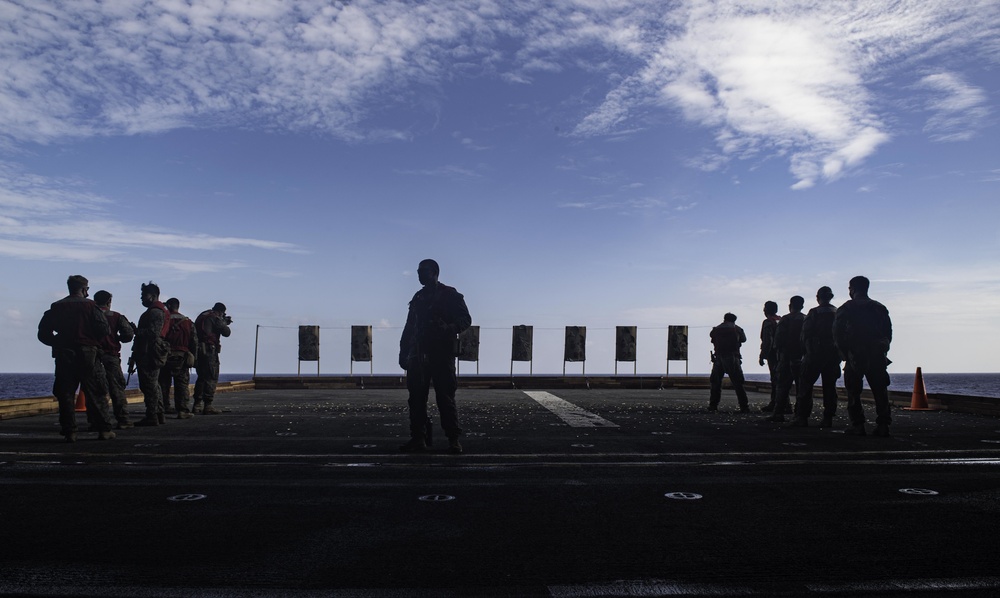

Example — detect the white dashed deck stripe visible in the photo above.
[524,391,618,428]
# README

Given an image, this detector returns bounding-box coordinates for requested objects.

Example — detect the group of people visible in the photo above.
[37,275,231,442]
[36,267,891,447]
[708,275,893,437]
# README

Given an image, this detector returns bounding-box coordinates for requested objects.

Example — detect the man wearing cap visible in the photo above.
[94,290,136,429]
[193,302,231,415]
[789,287,841,428]
[765,296,806,423]
[37,275,117,442]
[159,298,198,419]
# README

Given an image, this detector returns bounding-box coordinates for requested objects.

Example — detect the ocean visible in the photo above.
[742,372,1000,398]
[2,371,999,399]
[0,373,253,400]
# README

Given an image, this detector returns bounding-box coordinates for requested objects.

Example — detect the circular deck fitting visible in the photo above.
[664,492,703,500]
[168,493,207,502]
[418,494,456,502]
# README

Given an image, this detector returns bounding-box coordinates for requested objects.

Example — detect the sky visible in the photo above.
[1,0,999,377]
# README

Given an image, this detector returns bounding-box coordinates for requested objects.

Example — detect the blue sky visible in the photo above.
[2,0,998,376]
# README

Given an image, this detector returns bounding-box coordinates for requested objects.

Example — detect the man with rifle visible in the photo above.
[94,290,135,429]
[193,302,231,415]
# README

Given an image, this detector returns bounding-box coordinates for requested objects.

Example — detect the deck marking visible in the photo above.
[523,391,618,428]
[550,577,1000,596]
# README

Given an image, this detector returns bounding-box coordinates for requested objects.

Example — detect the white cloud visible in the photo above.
[1,0,997,189]
[918,72,990,142]
[0,0,497,143]
[574,1,998,188]
[0,160,302,270]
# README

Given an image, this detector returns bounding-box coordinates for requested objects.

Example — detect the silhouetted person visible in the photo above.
[758,301,781,412]
[94,290,135,429]
[765,296,804,422]
[37,275,116,442]
[789,287,841,428]
[133,282,170,427]
[193,302,231,415]
[708,313,750,413]
[834,276,893,437]
[398,259,472,454]
[158,298,198,418]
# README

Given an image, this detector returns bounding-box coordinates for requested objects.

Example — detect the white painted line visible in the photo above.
[808,577,1000,593]
[552,577,1000,597]
[523,391,619,428]
[549,581,755,596]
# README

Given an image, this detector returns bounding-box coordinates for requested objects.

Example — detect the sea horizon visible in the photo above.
[2,371,999,400]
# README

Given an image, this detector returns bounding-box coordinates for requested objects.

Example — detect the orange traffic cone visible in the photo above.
[74,388,87,412]
[904,367,938,411]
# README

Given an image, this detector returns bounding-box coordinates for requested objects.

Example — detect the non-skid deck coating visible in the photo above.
[2,387,1000,597]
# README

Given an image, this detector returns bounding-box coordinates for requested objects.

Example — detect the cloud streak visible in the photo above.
[0,160,303,270]
[1,0,997,189]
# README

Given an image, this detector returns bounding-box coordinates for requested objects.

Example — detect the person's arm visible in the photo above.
[451,292,472,335]
[90,304,110,340]
[117,314,135,343]
[399,301,416,370]
[37,310,56,346]
[189,319,199,354]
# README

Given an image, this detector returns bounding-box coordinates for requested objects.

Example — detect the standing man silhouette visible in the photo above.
[765,296,805,423]
[193,302,231,415]
[708,313,751,413]
[37,275,116,442]
[835,276,893,437]
[758,301,781,412]
[94,290,135,429]
[790,287,841,428]
[398,259,472,454]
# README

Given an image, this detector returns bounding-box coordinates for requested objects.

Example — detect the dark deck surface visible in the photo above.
[2,387,1000,597]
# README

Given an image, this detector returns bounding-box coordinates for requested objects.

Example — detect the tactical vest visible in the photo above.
[196,310,222,349]
[804,307,837,356]
[98,310,124,356]
[777,313,804,357]
[165,314,194,352]
[46,297,104,348]
[711,324,742,355]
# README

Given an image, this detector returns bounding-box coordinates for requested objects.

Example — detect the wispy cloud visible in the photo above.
[0,161,303,270]
[1,0,998,190]
[0,0,496,144]
[918,72,990,142]
[394,165,482,178]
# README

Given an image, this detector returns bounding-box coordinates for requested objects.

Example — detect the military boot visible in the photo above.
[399,437,428,452]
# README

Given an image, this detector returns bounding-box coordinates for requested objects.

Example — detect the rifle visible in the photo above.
[126,354,136,386]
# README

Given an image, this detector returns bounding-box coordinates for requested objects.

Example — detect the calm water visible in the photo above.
[0,373,253,400]
[743,372,1000,398]
[2,372,999,399]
